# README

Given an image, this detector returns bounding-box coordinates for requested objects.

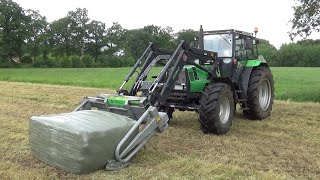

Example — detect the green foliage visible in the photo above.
[258,39,278,66]
[81,55,94,67]
[144,25,175,49]
[32,56,58,68]
[290,0,320,39]
[87,20,106,61]
[175,29,198,45]
[104,22,125,56]
[96,55,135,67]
[0,61,22,68]
[255,39,320,67]
[106,55,122,67]
[0,0,29,60]
[45,57,59,68]
[70,55,84,68]
[123,29,151,59]
[24,9,48,61]
[277,41,320,67]
[0,56,6,64]
[32,58,45,68]
[125,56,136,67]
[123,25,175,59]
[0,32,4,57]
[21,54,33,64]
[59,56,72,68]
[68,8,89,56]
[50,17,73,56]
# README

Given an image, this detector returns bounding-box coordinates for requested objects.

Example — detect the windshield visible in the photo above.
[203,34,233,57]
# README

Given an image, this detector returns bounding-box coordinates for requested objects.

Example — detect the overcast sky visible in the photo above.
[13,0,320,48]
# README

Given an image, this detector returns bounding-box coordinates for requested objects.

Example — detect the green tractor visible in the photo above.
[155,26,275,134]
[29,26,274,173]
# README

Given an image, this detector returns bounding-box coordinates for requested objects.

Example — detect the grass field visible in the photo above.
[0,67,319,102]
[0,82,319,179]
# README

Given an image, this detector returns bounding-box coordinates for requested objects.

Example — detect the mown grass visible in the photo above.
[0,67,319,102]
[0,82,319,179]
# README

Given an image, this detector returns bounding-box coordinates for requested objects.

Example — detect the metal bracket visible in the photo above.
[113,106,169,163]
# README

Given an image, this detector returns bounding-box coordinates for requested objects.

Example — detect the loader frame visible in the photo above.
[74,41,218,169]
[118,41,218,107]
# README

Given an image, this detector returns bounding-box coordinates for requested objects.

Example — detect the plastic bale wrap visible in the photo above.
[29,110,138,174]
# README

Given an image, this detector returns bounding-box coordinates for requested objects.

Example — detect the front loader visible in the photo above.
[29,26,274,173]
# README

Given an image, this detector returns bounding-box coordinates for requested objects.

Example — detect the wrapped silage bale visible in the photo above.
[29,110,138,174]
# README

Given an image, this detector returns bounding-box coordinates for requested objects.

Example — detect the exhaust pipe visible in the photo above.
[199,25,204,50]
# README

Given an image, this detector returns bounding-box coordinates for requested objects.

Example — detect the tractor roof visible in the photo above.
[203,29,254,37]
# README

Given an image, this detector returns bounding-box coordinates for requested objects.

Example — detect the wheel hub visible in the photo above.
[219,97,231,124]
[259,78,271,111]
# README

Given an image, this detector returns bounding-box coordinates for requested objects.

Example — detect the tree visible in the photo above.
[0,0,29,63]
[87,20,106,61]
[276,42,320,67]
[50,17,73,56]
[143,25,175,48]
[25,9,48,61]
[104,22,125,56]
[290,0,320,39]
[0,31,4,61]
[258,39,278,66]
[68,8,89,56]
[297,39,320,46]
[123,28,152,59]
[175,29,198,45]
[123,25,175,59]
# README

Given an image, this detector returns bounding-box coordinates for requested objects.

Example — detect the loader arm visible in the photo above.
[118,42,174,96]
[150,41,217,107]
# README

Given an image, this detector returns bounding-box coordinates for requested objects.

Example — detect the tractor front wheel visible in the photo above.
[243,66,274,120]
[199,83,235,134]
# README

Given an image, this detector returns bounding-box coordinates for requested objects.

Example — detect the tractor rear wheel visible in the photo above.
[243,66,274,120]
[199,83,235,134]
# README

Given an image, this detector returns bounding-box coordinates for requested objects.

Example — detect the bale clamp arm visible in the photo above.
[114,106,168,163]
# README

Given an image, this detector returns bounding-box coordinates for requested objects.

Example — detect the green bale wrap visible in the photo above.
[29,110,137,174]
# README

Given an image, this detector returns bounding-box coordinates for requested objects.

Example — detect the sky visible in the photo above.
[13,0,320,49]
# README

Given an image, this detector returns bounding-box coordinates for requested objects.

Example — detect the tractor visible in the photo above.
[29,26,274,173]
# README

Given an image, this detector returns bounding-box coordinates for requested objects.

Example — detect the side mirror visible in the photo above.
[245,39,253,50]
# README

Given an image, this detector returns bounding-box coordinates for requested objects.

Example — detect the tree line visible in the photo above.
[0,0,319,68]
[259,39,320,67]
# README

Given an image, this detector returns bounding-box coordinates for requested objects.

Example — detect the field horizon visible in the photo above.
[0,67,319,103]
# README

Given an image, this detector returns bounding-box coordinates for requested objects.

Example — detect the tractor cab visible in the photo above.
[200,27,259,61]
[198,26,261,79]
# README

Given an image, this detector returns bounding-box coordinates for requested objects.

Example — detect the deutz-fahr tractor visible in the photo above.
[115,25,274,134]
[157,26,275,134]
[29,26,274,172]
